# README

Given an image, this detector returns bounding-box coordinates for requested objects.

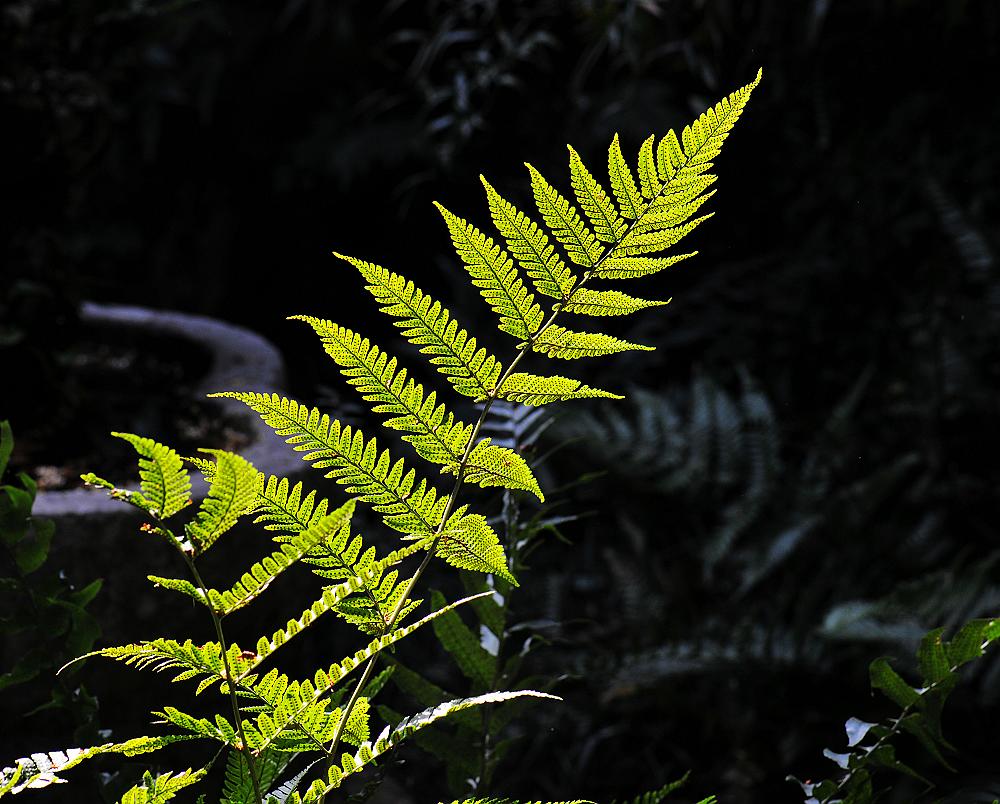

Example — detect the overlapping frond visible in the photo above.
[497,373,621,406]
[481,177,576,300]
[304,529,426,634]
[117,768,208,804]
[568,145,627,244]
[291,317,472,467]
[464,439,543,501]
[252,474,331,537]
[212,392,448,536]
[215,393,514,579]
[243,594,493,757]
[287,691,560,803]
[221,748,288,804]
[337,254,503,400]
[429,590,494,690]
[526,164,603,269]
[184,451,257,555]
[112,433,191,519]
[532,326,653,360]
[436,204,545,340]
[149,505,355,616]
[0,737,191,796]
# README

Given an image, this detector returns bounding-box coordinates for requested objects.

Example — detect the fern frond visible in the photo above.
[150,505,356,616]
[610,773,690,804]
[157,707,237,745]
[112,433,191,519]
[532,326,653,359]
[591,253,696,280]
[246,594,492,757]
[480,177,576,300]
[252,474,330,536]
[221,748,288,804]
[429,589,494,689]
[91,639,254,695]
[608,214,713,259]
[436,203,545,340]
[337,254,503,400]
[213,393,448,536]
[608,133,643,220]
[497,373,621,406]
[439,508,516,584]
[118,768,208,804]
[304,533,427,634]
[568,145,627,243]
[636,135,662,200]
[291,316,472,467]
[217,393,512,578]
[562,288,668,317]
[462,439,543,501]
[0,737,192,796]
[184,451,257,555]
[526,163,603,269]
[288,691,560,803]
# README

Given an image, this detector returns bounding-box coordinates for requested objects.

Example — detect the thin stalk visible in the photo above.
[184,554,264,804]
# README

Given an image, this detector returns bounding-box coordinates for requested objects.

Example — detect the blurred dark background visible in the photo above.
[3,1,1000,802]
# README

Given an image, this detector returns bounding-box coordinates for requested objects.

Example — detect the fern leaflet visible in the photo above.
[481,176,576,300]
[112,433,191,519]
[337,254,503,400]
[185,451,258,555]
[436,203,545,339]
[532,326,653,359]
[562,288,668,317]
[118,768,208,804]
[497,373,621,406]
[526,163,603,269]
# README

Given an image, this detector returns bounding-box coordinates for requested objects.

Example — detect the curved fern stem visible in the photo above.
[183,555,264,804]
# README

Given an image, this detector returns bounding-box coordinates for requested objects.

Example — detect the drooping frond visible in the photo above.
[481,176,576,300]
[213,393,448,536]
[287,691,560,803]
[91,639,253,695]
[532,326,653,359]
[149,504,356,616]
[337,254,503,400]
[184,451,257,555]
[435,203,545,340]
[0,737,192,796]
[568,145,627,244]
[291,316,472,467]
[497,373,621,406]
[117,768,208,804]
[590,253,696,280]
[112,433,191,519]
[562,288,669,317]
[526,163,603,269]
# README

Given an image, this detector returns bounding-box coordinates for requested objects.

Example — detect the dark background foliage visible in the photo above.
[3,1,1000,802]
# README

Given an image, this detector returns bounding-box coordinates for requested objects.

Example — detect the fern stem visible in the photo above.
[184,555,264,804]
